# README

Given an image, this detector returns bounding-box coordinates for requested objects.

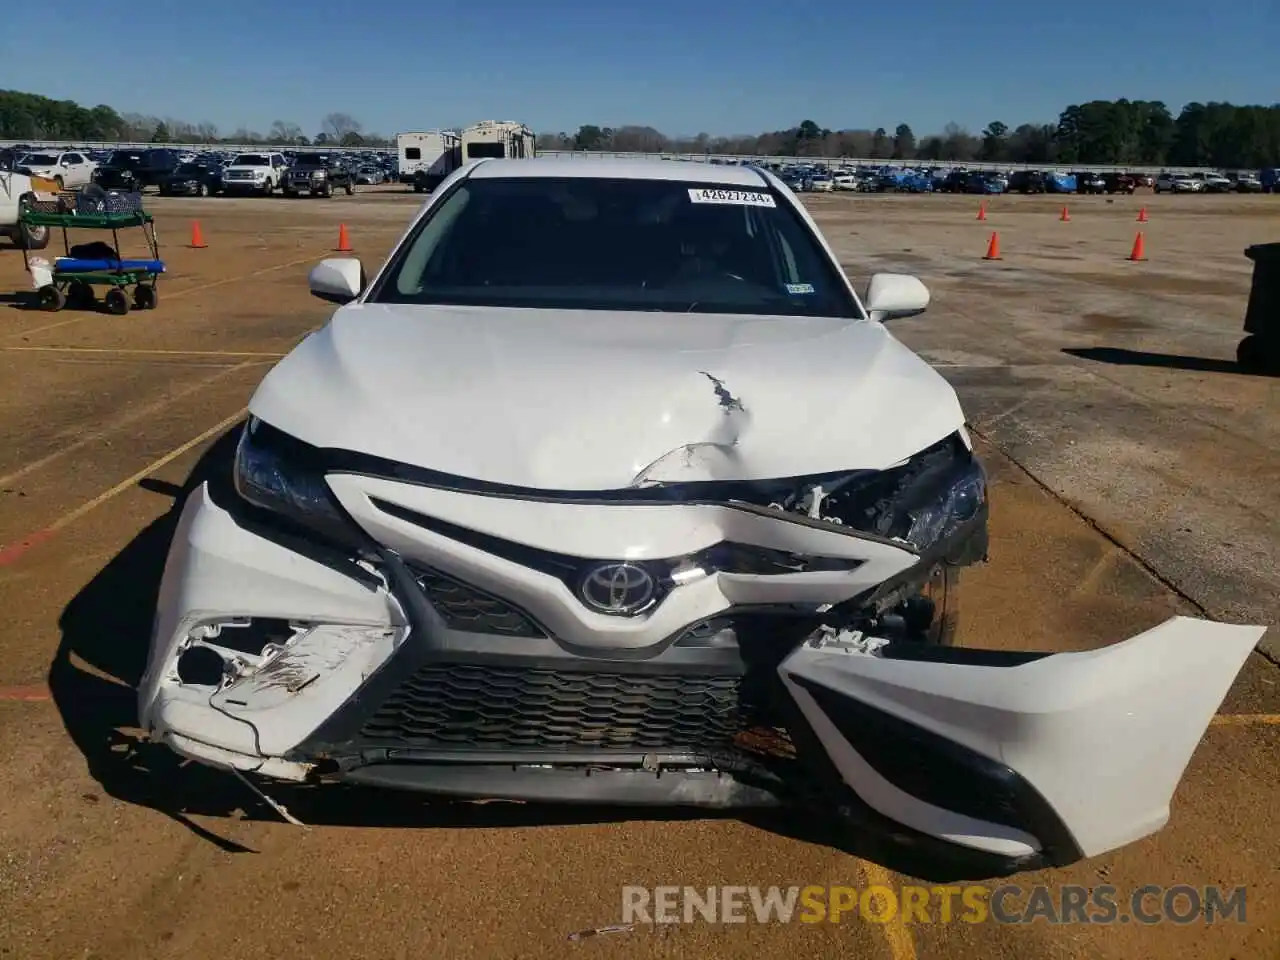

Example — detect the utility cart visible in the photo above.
[20,203,165,315]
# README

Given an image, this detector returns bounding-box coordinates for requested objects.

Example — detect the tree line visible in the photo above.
[3,88,1279,168]
[543,100,1280,168]
[0,91,390,148]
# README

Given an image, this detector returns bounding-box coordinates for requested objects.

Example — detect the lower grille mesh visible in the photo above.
[361,663,778,753]
[415,568,544,637]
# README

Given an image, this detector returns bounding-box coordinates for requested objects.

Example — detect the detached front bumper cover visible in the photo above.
[139,480,1265,874]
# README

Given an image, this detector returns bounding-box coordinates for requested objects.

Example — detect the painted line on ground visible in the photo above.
[0,360,263,489]
[5,252,324,340]
[3,346,288,359]
[859,859,917,960]
[0,407,246,570]
[1210,714,1280,726]
[0,684,50,702]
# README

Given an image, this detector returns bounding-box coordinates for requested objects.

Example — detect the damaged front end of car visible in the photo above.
[137,416,1264,876]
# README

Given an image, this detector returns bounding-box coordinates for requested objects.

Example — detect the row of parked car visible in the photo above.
[0,146,400,198]
[759,162,1278,196]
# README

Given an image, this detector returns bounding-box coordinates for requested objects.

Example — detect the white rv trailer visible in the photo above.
[459,120,536,164]
[396,130,462,191]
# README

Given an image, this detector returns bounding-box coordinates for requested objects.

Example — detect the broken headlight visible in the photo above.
[233,416,361,547]
[776,433,986,552]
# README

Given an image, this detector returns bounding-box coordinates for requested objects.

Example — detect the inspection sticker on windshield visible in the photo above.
[785,283,815,295]
[688,188,776,207]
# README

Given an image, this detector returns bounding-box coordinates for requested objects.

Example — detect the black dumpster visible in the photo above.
[1238,242,1280,373]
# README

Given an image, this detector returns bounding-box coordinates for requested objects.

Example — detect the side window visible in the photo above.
[65,153,83,164]
[405,147,421,160]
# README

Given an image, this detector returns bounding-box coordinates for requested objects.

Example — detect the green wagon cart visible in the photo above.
[19,207,165,315]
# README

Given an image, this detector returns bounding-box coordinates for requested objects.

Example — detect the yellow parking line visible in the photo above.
[1210,714,1280,726]
[859,860,917,960]
[4,346,287,359]
[40,408,246,536]
[0,360,261,488]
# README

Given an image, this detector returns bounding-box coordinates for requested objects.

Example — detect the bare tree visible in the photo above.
[269,120,305,144]
[322,112,362,141]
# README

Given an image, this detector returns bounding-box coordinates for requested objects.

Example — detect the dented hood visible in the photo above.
[249,303,965,489]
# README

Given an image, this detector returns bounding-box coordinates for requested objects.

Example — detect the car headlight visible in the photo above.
[233,416,364,548]
[758,433,987,554]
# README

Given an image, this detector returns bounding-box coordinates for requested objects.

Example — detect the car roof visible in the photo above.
[466,156,771,187]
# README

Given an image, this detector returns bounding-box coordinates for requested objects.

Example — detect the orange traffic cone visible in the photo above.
[189,221,207,249]
[1137,207,1149,223]
[976,202,987,221]
[983,232,1001,260]
[335,224,352,253]
[1059,206,1070,222]
[1127,231,1147,261]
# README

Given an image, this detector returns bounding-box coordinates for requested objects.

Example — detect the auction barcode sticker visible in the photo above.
[688,188,776,207]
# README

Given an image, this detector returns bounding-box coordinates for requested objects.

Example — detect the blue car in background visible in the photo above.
[1045,172,1078,193]
[1261,168,1279,193]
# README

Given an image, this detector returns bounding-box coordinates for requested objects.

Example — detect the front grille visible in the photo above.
[360,663,782,753]
[415,567,544,637]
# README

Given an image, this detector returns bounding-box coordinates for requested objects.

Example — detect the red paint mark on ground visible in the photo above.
[0,684,51,702]
[0,528,56,568]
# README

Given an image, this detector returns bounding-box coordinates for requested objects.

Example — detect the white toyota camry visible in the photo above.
[139,157,1263,874]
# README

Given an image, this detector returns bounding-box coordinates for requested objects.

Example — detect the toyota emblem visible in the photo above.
[579,562,657,615]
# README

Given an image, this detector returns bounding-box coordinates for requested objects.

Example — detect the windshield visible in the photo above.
[21,154,58,165]
[370,177,859,318]
[294,154,329,165]
[234,154,269,166]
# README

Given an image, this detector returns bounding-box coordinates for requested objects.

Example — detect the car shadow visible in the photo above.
[1063,345,1277,377]
[48,423,1004,880]
[0,291,39,310]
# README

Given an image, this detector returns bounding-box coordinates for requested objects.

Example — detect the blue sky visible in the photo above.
[3,0,1275,139]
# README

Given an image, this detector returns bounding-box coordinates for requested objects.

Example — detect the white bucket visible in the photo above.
[28,258,53,289]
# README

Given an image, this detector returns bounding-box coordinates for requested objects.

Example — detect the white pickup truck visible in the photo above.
[220,152,287,195]
[0,169,53,250]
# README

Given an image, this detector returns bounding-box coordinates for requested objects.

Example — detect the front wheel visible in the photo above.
[344,181,354,195]
[37,284,66,311]
[103,288,130,315]
[133,283,158,310]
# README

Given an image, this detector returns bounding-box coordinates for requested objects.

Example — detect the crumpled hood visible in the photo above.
[249,303,965,489]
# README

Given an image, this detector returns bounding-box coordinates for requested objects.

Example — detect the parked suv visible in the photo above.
[1192,172,1233,193]
[1154,173,1201,193]
[1073,171,1106,194]
[90,148,181,192]
[14,151,96,190]
[1227,172,1262,193]
[1007,170,1047,193]
[283,153,356,197]
[1102,173,1136,194]
[221,153,288,195]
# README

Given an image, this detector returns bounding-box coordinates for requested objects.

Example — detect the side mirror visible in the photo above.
[864,273,930,323]
[309,258,364,305]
